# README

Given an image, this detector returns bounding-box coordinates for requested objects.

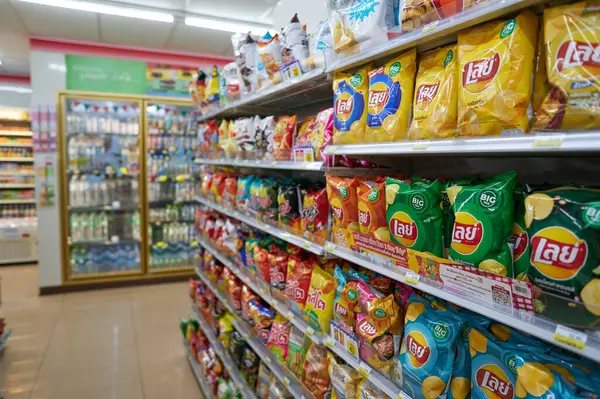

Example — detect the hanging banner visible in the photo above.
[146,64,195,97]
[66,55,147,94]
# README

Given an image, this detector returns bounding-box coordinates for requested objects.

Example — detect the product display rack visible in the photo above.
[194,158,324,171]
[185,340,217,399]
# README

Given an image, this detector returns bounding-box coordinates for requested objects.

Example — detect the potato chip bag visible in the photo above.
[326,175,360,231]
[268,251,288,292]
[314,108,334,161]
[304,265,337,334]
[385,177,444,257]
[285,255,315,314]
[447,319,471,399]
[531,24,551,125]
[357,178,387,238]
[201,173,214,198]
[366,49,417,143]
[329,355,360,399]
[401,0,461,33]
[296,115,317,147]
[267,313,291,362]
[222,176,237,209]
[512,186,530,280]
[273,115,297,160]
[533,1,600,130]
[525,187,600,327]
[236,175,255,212]
[396,295,463,399]
[287,326,309,379]
[443,175,479,258]
[333,266,356,333]
[357,379,390,399]
[333,66,369,145]
[448,171,516,276]
[302,343,332,399]
[457,10,538,137]
[408,45,458,140]
[249,300,276,343]
[278,182,302,230]
[302,187,330,240]
[258,177,280,224]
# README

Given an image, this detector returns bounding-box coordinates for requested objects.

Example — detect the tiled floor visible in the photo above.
[0,265,202,399]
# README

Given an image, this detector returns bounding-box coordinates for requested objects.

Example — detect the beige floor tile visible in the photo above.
[141,356,203,399]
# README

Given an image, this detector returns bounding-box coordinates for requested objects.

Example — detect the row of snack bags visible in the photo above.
[333,3,600,146]
[327,0,488,58]
[327,170,600,327]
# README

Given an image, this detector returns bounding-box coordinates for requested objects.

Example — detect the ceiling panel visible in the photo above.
[13,1,99,41]
[185,0,276,23]
[0,2,29,60]
[99,15,173,48]
[167,23,233,56]
[111,0,187,10]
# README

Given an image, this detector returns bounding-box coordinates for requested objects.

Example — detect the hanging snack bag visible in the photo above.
[366,49,417,143]
[408,44,458,140]
[273,115,297,160]
[267,313,291,362]
[396,295,463,399]
[457,10,538,137]
[329,355,360,399]
[533,2,600,130]
[302,343,332,399]
[302,186,330,241]
[525,187,600,327]
[358,178,387,239]
[447,171,516,276]
[304,265,337,334]
[258,34,283,86]
[333,66,369,145]
[278,182,302,231]
[326,175,360,231]
[386,177,444,257]
[249,300,276,343]
[326,0,387,58]
[287,326,309,379]
[286,255,315,314]
[282,14,310,78]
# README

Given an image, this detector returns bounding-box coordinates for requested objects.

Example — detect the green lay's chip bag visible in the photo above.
[395,295,463,399]
[512,185,531,280]
[443,175,479,258]
[448,171,517,276]
[386,177,443,257]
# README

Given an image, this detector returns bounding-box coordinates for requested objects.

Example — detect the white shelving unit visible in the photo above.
[0,131,32,137]
[194,158,323,171]
[184,341,216,399]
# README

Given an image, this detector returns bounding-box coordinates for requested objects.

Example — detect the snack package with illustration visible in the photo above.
[329,355,360,399]
[401,0,461,33]
[241,346,260,391]
[357,379,390,399]
[286,255,315,314]
[302,186,330,241]
[236,175,255,212]
[281,14,311,78]
[447,171,516,276]
[408,44,458,140]
[273,116,297,160]
[249,300,276,344]
[258,33,283,86]
[333,266,356,333]
[396,295,463,399]
[266,313,291,362]
[268,248,288,294]
[287,325,309,379]
[222,176,238,209]
[308,20,334,70]
[333,66,369,145]
[232,33,258,94]
[241,284,261,325]
[313,108,334,162]
[524,187,600,327]
[295,116,317,148]
[257,177,280,224]
[386,177,444,256]
[302,342,332,399]
[366,49,417,143]
[278,182,302,231]
[248,177,264,217]
[258,116,276,159]
[357,177,387,239]
[235,117,258,153]
[457,10,538,137]
[327,175,360,232]
[304,265,337,334]
[533,2,600,131]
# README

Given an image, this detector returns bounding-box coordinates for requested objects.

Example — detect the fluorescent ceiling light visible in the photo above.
[0,60,3,66]
[16,0,174,23]
[185,16,271,36]
[0,86,33,94]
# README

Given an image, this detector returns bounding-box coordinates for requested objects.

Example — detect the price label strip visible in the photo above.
[554,324,587,350]
[358,363,371,378]
[403,270,420,286]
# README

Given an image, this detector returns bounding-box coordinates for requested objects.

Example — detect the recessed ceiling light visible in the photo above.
[185,16,271,36]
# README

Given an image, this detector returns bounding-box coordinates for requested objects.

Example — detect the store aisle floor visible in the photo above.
[0,265,202,399]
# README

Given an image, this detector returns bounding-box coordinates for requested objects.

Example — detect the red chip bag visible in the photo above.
[222,176,238,208]
[301,187,330,241]
[285,255,315,314]
[273,115,297,160]
[241,284,261,325]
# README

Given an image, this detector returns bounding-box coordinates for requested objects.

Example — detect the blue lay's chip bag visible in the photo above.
[333,65,370,145]
[366,49,416,143]
[395,295,463,399]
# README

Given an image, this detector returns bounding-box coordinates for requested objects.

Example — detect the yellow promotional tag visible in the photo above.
[358,363,371,378]
[324,242,335,253]
[119,167,128,175]
[306,327,314,337]
[283,377,290,387]
[325,337,335,348]
[346,340,358,358]
[175,174,186,182]
[421,20,439,34]
[303,242,310,249]
[554,325,587,350]
[404,270,420,286]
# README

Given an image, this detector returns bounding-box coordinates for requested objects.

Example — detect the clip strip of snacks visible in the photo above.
[194,203,600,399]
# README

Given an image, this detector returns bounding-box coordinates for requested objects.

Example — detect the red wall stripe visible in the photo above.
[30,36,233,68]
[0,74,31,85]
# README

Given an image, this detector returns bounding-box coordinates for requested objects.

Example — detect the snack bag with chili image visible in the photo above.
[358,177,387,239]
[249,300,276,344]
[278,182,302,231]
[386,177,444,257]
[302,186,330,241]
[447,171,516,276]
[304,265,337,334]
[266,313,291,362]
[222,176,238,209]
[326,175,360,232]
[302,342,332,399]
[273,115,297,160]
[333,66,369,145]
[286,255,315,315]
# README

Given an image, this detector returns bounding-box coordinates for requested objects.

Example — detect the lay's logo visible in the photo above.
[462,53,500,92]
[416,82,440,103]
[358,208,371,227]
[335,95,354,119]
[530,226,588,281]
[389,211,418,248]
[358,318,378,338]
[512,223,528,262]
[406,332,430,367]
[476,365,513,399]
[368,88,390,108]
[330,198,344,222]
[451,212,483,255]
[557,41,600,72]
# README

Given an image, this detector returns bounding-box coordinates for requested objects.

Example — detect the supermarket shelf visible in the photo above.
[0,143,33,148]
[195,196,325,256]
[324,242,600,362]
[0,157,33,162]
[195,269,314,399]
[0,199,35,205]
[0,131,32,137]
[325,132,600,157]
[198,68,332,122]
[194,158,324,171]
[69,239,140,246]
[0,171,34,176]
[0,184,34,189]
[0,257,37,265]
[190,307,257,399]
[185,341,216,399]
[326,0,545,72]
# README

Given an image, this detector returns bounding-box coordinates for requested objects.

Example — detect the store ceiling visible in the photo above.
[0,0,278,77]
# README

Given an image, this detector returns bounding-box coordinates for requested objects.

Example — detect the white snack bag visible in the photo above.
[282,14,311,78]
[309,20,334,70]
[259,116,276,160]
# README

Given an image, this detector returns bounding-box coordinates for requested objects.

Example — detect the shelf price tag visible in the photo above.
[323,145,337,155]
[324,242,335,253]
[325,337,335,349]
[110,235,120,243]
[412,143,429,151]
[265,357,272,365]
[421,20,439,34]
[306,327,315,337]
[283,377,290,387]
[112,201,121,209]
[358,363,371,378]
[346,337,359,360]
[532,135,564,148]
[554,325,587,350]
[303,242,311,249]
[287,310,296,321]
[403,270,420,286]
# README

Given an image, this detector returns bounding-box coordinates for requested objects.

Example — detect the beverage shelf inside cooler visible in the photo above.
[0,184,34,189]
[0,199,35,204]
[69,239,140,246]
[69,205,139,212]
[194,158,324,171]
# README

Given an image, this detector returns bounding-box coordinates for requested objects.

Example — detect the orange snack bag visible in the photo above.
[273,115,297,160]
[357,178,387,238]
[326,175,360,232]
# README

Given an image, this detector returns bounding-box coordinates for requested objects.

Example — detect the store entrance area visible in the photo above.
[0,265,201,399]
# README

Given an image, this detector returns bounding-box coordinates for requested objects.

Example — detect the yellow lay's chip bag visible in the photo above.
[457,10,538,137]
[333,66,370,145]
[408,45,458,140]
[533,1,600,131]
[366,49,417,143]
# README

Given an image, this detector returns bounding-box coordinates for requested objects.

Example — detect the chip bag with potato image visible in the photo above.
[304,265,337,334]
[532,1,600,131]
[326,175,360,231]
[457,10,538,137]
[525,187,600,328]
[358,177,387,239]
[333,66,369,145]
[408,44,458,140]
[366,49,417,143]
[447,171,516,277]
[386,177,444,257]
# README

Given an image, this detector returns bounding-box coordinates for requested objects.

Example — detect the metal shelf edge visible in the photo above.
[194,158,323,171]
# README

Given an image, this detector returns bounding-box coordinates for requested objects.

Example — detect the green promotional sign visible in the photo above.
[66,55,147,94]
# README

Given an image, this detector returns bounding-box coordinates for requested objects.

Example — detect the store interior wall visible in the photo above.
[0,90,30,109]
[272,0,327,33]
